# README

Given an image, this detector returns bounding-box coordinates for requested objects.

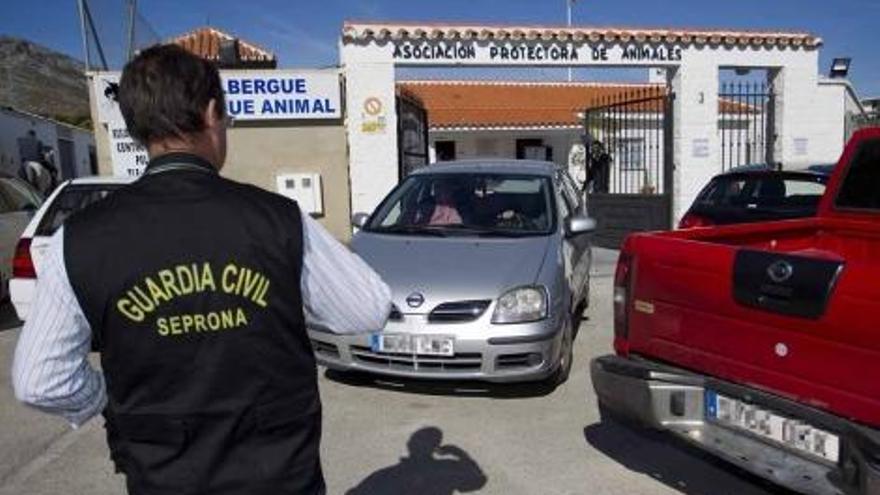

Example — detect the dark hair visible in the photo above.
[118,44,225,145]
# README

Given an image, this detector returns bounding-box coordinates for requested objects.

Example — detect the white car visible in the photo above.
[0,175,43,301]
[10,177,131,320]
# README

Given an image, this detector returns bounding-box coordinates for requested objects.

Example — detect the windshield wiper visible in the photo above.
[475,230,543,238]
[371,225,448,237]
[432,225,541,238]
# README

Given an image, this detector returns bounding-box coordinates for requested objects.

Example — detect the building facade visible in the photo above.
[341,22,858,235]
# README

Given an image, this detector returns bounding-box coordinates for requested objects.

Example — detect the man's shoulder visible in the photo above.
[65,183,126,226]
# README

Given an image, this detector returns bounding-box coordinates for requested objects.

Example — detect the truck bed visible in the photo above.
[624,216,880,426]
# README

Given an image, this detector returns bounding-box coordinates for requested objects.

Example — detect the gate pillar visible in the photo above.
[669,58,720,223]
[343,61,399,216]
[770,55,821,167]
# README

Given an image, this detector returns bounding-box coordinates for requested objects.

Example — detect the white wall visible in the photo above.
[0,108,95,179]
[807,83,847,165]
[430,128,577,166]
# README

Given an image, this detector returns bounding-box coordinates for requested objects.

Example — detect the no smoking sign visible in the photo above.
[363,97,383,116]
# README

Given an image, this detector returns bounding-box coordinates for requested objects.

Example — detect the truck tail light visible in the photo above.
[613,250,633,355]
[12,238,36,279]
[678,213,713,229]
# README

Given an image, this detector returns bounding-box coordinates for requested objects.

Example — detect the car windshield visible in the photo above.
[35,184,123,236]
[695,174,827,211]
[367,173,554,237]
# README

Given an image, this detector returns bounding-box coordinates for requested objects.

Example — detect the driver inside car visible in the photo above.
[414,179,469,226]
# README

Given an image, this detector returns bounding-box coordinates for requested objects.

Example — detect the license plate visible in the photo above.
[705,390,840,463]
[370,333,455,356]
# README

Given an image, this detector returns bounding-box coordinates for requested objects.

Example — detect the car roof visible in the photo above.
[716,165,832,180]
[411,159,560,177]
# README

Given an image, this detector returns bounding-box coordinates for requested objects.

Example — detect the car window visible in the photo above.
[0,178,41,212]
[696,175,826,209]
[836,138,880,210]
[35,185,122,236]
[368,173,554,236]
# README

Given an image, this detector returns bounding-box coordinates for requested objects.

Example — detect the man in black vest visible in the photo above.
[12,44,391,495]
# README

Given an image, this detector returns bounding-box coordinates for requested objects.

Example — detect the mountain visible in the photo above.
[0,36,90,127]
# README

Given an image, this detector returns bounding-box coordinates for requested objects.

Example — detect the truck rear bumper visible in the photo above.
[591,354,880,495]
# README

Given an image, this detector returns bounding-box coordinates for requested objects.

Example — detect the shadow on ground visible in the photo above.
[323,369,557,399]
[345,426,487,495]
[583,417,796,495]
[0,303,21,331]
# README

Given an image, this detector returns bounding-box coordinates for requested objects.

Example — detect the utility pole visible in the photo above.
[126,0,137,62]
[566,0,574,82]
[77,0,90,71]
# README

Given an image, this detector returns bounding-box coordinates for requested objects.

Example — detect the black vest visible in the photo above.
[64,154,324,495]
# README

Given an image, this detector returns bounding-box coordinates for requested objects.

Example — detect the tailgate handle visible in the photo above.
[758,284,793,303]
[733,250,844,319]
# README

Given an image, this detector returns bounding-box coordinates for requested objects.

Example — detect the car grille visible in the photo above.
[350,345,482,373]
[427,300,491,323]
[311,340,340,359]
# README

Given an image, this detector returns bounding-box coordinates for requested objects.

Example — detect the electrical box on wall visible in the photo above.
[276,173,323,215]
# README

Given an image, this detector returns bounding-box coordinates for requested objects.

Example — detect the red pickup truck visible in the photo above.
[592,128,880,495]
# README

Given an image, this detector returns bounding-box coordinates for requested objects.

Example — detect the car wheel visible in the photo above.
[547,317,574,387]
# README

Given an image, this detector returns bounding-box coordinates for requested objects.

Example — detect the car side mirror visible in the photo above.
[352,212,370,229]
[566,214,596,237]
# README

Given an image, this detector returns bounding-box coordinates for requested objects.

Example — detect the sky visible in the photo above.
[1,0,878,97]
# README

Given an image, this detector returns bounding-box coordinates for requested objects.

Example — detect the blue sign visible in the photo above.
[221,70,341,121]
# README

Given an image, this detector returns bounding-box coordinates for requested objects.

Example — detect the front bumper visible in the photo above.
[591,354,880,495]
[308,317,565,383]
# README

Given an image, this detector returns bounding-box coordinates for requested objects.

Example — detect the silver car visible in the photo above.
[309,160,594,385]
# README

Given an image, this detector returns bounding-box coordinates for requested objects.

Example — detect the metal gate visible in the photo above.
[718,81,775,171]
[583,86,674,248]
[397,90,429,178]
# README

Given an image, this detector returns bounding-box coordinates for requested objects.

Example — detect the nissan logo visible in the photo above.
[767,260,794,283]
[406,292,425,308]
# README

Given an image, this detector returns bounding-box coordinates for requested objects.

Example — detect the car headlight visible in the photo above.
[491,286,548,324]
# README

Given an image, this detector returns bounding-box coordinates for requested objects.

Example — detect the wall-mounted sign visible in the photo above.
[363,97,383,116]
[692,138,710,158]
[793,137,809,156]
[391,41,683,66]
[93,74,150,178]
[108,125,149,178]
[223,70,341,120]
[360,96,387,134]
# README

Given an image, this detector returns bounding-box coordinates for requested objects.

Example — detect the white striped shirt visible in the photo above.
[12,211,391,427]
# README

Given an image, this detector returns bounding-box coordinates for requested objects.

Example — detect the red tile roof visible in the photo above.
[344,21,821,48]
[168,27,276,64]
[397,81,665,130]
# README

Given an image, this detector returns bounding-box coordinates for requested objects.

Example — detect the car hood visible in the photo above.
[352,233,552,314]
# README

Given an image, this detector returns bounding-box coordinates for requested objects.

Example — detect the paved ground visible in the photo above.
[0,250,790,494]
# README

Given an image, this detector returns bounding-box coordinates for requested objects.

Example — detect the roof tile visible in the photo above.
[344,21,822,48]
[168,27,276,64]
